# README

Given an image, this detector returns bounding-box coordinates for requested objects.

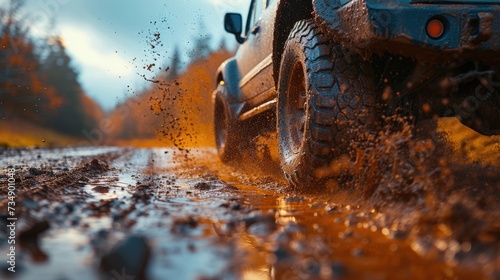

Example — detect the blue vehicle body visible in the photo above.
[214,0,500,164]
[313,0,500,61]
[213,0,500,187]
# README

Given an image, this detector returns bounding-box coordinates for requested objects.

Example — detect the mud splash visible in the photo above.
[313,116,500,274]
[1,146,496,279]
[170,147,487,280]
[110,14,234,157]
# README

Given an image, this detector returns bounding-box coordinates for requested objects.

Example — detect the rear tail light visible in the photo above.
[427,18,445,39]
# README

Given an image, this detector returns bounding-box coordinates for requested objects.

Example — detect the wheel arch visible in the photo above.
[214,58,243,105]
[272,0,313,86]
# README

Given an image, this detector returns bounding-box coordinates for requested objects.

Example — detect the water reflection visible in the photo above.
[232,183,485,280]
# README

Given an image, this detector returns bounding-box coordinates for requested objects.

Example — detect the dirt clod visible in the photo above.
[19,220,50,262]
[19,220,49,240]
[100,235,151,280]
[88,158,109,172]
[92,186,110,193]
[193,182,211,190]
[171,216,198,234]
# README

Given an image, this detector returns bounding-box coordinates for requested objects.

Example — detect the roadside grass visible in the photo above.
[112,126,216,148]
[0,118,81,148]
[112,135,215,148]
[112,138,169,148]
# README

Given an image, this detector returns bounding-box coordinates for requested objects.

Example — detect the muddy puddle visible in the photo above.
[185,152,487,280]
[0,132,499,279]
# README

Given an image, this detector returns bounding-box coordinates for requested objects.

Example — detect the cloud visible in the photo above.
[59,25,138,111]
[60,25,133,77]
[13,0,249,109]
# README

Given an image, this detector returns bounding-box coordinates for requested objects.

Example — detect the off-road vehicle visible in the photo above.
[213,0,500,189]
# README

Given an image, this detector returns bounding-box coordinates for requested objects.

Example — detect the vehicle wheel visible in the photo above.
[214,84,243,162]
[277,19,377,189]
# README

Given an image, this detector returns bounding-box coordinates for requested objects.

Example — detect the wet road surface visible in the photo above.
[0,145,498,279]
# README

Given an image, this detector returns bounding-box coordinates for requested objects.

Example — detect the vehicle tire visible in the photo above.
[277,19,377,189]
[214,84,243,162]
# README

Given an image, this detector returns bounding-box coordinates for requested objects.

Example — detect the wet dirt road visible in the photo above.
[0,142,498,279]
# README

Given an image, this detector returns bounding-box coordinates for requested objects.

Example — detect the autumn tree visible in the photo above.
[108,44,233,147]
[189,21,212,63]
[42,37,97,135]
[0,0,103,141]
[166,45,182,81]
[217,38,227,52]
[0,0,60,121]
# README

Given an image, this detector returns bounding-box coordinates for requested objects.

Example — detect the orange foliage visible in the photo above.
[81,93,105,122]
[109,48,233,147]
[0,3,103,138]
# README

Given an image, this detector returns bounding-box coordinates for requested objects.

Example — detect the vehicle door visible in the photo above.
[236,0,277,105]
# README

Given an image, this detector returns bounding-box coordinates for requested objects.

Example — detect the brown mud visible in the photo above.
[0,119,498,279]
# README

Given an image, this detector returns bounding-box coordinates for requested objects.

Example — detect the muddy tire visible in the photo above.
[214,85,243,162]
[277,20,377,189]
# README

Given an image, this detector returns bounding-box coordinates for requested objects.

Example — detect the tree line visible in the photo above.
[0,0,103,136]
[107,33,233,147]
[0,0,233,146]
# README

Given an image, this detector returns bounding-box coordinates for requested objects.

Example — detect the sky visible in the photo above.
[8,0,250,110]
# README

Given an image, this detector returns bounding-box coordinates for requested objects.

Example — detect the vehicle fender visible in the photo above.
[311,0,371,50]
[214,58,246,119]
[214,57,244,104]
[272,0,382,84]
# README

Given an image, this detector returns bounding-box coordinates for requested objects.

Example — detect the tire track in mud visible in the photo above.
[0,147,126,278]
[0,144,497,279]
[176,121,499,279]
[0,148,246,279]
[161,147,488,279]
